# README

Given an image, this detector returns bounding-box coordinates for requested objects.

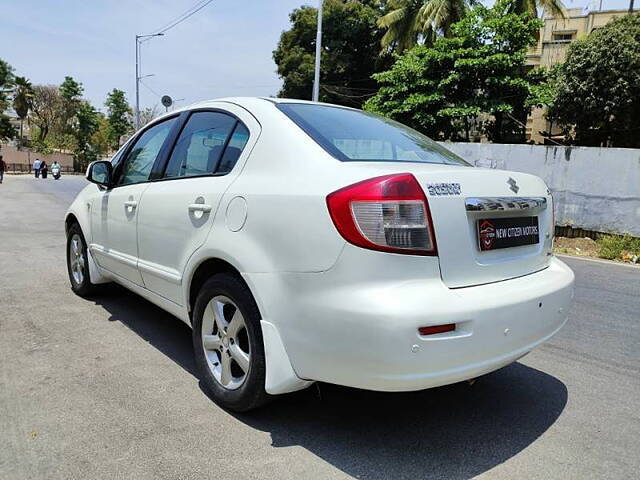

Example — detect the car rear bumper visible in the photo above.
[245,248,574,392]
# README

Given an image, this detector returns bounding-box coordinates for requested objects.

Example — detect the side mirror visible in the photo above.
[86,160,113,187]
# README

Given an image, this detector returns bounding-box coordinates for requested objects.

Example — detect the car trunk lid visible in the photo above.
[413,167,553,288]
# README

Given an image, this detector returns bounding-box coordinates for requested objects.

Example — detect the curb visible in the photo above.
[556,254,640,269]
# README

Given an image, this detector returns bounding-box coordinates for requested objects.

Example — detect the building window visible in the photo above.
[552,33,574,42]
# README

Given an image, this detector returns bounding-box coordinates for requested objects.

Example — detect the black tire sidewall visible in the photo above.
[192,273,268,412]
[66,224,94,297]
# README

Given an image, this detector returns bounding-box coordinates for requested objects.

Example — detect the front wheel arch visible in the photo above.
[65,213,80,236]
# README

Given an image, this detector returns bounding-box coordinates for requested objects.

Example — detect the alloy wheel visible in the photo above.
[201,295,251,390]
[69,233,85,286]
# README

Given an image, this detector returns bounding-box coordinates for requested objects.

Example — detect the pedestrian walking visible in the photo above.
[40,160,48,179]
[33,158,41,178]
[0,155,6,184]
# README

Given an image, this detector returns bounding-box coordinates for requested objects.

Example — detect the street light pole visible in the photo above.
[312,0,323,102]
[135,36,140,130]
[135,33,164,130]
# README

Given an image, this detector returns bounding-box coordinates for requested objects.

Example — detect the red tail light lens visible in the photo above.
[326,173,437,255]
[419,324,455,336]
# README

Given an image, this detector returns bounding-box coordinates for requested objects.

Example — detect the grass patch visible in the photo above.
[597,234,640,262]
[554,237,598,257]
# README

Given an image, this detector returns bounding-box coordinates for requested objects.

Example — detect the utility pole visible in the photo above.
[630,0,635,13]
[135,33,164,130]
[312,0,323,102]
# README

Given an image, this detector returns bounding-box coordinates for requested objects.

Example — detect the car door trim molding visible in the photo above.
[88,244,138,269]
[137,260,182,285]
[90,244,182,284]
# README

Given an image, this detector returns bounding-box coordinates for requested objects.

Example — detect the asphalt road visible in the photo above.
[1,174,638,480]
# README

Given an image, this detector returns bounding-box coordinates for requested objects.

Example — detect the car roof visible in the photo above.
[170,96,344,113]
[146,97,356,128]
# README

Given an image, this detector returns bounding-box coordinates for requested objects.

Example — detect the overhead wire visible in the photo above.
[140,0,214,41]
[139,79,163,98]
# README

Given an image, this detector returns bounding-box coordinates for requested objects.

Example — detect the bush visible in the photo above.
[597,234,640,261]
[548,14,640,147]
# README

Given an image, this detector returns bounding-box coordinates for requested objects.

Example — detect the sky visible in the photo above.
[0,0,633,114]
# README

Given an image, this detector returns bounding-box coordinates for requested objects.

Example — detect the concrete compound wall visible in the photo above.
[438,142,640,237]
[0,144,75,168]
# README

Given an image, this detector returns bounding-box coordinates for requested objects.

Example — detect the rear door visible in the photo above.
[136,105,259,305]
[90,116,179,285]
[413,167,554,288]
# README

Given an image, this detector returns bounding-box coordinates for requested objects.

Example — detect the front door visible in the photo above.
[90,116,178,286]
[136,107,257,304]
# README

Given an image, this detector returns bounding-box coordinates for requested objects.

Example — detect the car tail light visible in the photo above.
[326,174,437,255]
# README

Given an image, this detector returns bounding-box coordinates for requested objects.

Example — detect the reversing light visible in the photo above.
[326,174,437,255]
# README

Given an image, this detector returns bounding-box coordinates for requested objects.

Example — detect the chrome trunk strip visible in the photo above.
[465,197,547,212]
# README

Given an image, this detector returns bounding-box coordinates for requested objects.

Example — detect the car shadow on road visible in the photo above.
[94,284,568,480]
[94,283,197,376]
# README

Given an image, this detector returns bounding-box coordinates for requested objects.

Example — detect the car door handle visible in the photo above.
[124,200,138,209]
[188,204,212,213]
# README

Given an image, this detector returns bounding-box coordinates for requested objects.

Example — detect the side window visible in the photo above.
[110,138,132,171]
[118,117,176,186]
[217,122,250,174]
[163,112,239,179]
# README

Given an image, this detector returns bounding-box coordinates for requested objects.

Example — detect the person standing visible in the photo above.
[33,158,41,178]
[40,160,48,179]
[0,155,6,184]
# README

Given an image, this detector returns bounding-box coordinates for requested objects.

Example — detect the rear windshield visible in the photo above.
[277,103,470,166]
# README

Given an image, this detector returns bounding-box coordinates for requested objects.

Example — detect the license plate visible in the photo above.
[477,216,539,251]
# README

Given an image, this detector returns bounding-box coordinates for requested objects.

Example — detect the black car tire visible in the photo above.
[66,223,99,297]
[192,273,270,412]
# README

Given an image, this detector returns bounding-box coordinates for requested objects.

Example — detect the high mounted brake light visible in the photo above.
[326,174,437,255]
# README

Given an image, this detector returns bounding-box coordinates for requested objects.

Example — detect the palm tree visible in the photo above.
[510,0,566,21]
[12,76,34,147]
[378,0,469,54]
[378,0,566,54]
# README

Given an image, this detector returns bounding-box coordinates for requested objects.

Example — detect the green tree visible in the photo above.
[378,0,469,54]
[378,0,564,54]
[59,76,83,130]
[509,0,565,21]
[0,59,16,141]
[105,88,132,150]
[73,101,100,170]
[365,0,542,142]
[0,59,12,100]
[12,76,34,146]
[547,14,640,148]
[91,113,111,158]
[273,0,389,107]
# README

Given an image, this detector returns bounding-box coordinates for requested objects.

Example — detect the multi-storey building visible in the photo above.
[525,8,631,143]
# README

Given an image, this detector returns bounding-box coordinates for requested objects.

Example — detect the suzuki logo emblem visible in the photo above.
[507,177,519,194]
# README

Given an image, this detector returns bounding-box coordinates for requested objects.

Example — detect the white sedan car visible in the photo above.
[66,98,574,411]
